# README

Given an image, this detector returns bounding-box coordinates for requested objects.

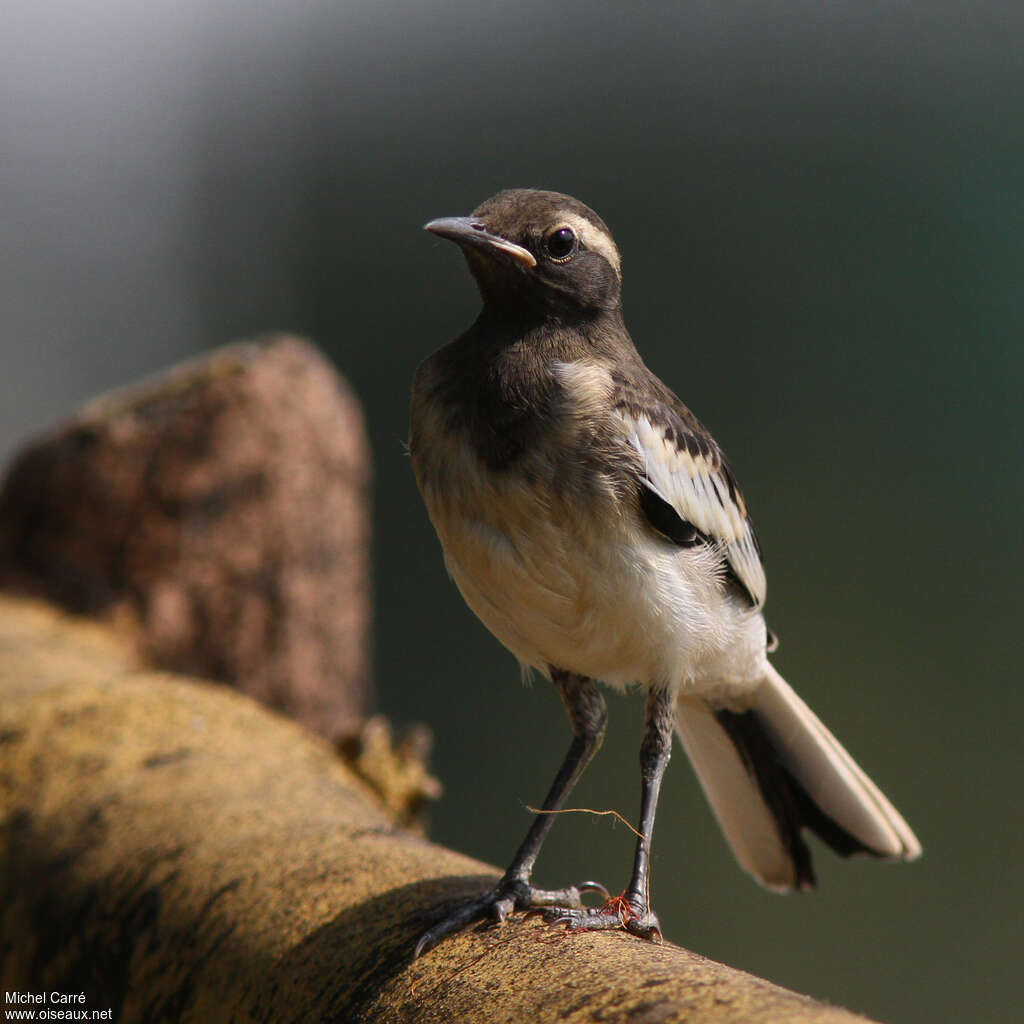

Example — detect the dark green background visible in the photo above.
[2,3,1020,1021]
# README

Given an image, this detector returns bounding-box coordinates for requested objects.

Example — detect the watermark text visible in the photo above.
[4,992,112,1020]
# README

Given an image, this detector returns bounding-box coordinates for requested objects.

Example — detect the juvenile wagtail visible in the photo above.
[409,188,920,956]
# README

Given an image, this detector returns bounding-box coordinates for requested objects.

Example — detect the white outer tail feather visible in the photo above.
[675,663,921,891]
[675,694,799,890]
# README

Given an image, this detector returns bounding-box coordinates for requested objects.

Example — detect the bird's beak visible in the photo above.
[424,217,537,268]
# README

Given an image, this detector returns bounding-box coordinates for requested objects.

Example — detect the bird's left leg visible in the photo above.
[545,685,674,940]
[414,670,609,957]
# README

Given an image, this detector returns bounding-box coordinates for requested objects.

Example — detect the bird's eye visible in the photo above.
[544,226,577,262]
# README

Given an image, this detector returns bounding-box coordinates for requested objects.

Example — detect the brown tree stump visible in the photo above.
[0,596,876,1024]
[0,336,370,740]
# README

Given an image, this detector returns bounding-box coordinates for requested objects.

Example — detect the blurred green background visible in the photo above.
[2,2,1021,1021]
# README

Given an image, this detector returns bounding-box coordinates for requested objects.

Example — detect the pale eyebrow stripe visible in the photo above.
[555,212,622,280]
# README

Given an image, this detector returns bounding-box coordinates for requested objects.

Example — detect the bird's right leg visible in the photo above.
[414,669,608,957]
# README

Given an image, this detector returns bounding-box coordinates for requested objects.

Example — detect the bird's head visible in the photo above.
[425,189,622,321]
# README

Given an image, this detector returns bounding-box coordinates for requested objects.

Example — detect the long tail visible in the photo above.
[674,662,921,891]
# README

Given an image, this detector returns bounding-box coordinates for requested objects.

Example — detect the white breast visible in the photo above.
[412,397,766,698]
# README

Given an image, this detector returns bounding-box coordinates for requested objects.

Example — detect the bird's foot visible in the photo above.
[544,890,662,941]
[414,877,609,957]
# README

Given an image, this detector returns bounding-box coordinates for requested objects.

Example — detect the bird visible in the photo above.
[408,188,920,957]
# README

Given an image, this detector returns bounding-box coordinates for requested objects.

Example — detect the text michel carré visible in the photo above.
[6,992,86,1004]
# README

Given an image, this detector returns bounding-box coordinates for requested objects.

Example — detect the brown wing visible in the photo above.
[611,373,766,608]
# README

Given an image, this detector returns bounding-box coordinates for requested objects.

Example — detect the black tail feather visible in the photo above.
[714,708,879,889]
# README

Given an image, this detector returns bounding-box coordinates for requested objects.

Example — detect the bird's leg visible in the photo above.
[544,685,674,940]
[414,670,608,957]
[499,670,608,887]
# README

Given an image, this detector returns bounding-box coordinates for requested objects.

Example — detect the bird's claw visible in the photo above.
[414,878,609,958]
[543,892,662,941]
[493,896,514,923]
